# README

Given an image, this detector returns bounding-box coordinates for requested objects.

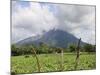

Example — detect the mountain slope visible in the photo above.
[16,29,85,48]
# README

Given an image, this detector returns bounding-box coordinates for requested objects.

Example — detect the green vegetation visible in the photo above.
[68,44,77,52]
[83,44,96,52]
[11,43,96,56]
[11,43,96,74]
[11,53,96,74]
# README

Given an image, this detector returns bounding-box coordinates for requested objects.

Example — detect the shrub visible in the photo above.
[68,44,76,52]
[83,44,96,52]
[24,55,30,58]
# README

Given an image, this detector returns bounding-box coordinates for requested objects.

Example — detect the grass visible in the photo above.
[11,52,96,74]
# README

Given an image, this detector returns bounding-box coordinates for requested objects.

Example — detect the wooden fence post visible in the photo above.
[61,48,64,71]
[32,48,41,72]
[56,48,64,71]
[74,38,81,70]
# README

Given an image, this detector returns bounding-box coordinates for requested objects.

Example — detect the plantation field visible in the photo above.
[11,53,96,74]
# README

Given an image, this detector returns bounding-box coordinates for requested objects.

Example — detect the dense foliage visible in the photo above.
[11,44,65,56]
[11,43,96,56]
[68,44,77,52]
[83,44,96,52]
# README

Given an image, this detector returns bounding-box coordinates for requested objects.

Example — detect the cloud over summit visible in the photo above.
[12,1,95,44]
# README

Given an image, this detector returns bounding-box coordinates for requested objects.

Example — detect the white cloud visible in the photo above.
[12,1,58,43]
[12,1,95,44]
[54,4,95,44]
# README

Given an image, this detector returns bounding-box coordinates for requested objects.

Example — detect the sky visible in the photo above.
[11,1,96,45]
